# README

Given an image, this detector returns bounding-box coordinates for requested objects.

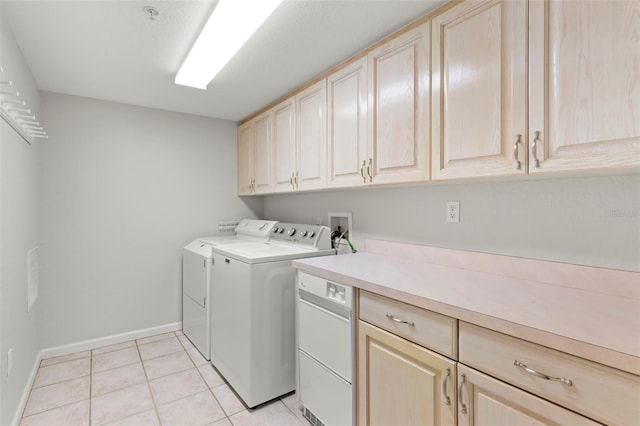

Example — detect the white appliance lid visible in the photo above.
[212,241,335,264]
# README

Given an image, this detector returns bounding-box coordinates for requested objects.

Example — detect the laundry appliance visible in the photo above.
[210,222,335,407]
[182,219,277,359]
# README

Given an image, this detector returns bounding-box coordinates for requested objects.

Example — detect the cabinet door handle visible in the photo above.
[513,134,522,170]
[531,131,541,168]
[294,171,299,188]
[458,373,468,414]
[513,360,573,386]
[367,158,373,182]
[385,313,414,326]
[290,173,295,189]
[442,367,451,406]
[360,160,367,183]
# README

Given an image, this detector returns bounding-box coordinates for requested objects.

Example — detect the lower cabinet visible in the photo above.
[457,364,600,426]
[358,320,456,426]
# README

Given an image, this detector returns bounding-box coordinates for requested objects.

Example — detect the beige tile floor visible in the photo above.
[20,331,309,426]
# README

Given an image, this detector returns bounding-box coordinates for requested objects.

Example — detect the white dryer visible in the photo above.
[210,222,335,407]
[182,219,277,360]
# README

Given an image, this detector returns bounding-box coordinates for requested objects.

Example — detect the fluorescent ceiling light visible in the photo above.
[175,0,283,90]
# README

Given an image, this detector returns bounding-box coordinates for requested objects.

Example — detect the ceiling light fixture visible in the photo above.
[175,0,283,90]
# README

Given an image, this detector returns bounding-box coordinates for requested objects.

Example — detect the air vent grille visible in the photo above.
[303,407,325,426]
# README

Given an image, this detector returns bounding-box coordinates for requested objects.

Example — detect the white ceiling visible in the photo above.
[1,0,445,121]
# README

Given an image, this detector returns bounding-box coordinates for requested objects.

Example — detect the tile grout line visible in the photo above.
[18,361,91,423]
[177,333,236,424]
[20,331,309,426]
[135,334,163,426]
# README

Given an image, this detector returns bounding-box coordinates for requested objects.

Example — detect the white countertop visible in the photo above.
[293,241,640,375]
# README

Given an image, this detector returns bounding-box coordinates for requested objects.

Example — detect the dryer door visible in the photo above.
[183,247,207,306]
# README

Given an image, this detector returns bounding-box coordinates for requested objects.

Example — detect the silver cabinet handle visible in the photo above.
[514,134,522,170]
[360,160,367,183]
[367,158,373,182]
[458,373,467,414]
[513,360,573,386]
[531,131,541,168]
[385,313,414,326]
[294,171,299,188]
[290,172,295,189]
[442,367,451,406]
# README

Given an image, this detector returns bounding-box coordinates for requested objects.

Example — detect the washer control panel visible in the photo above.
[270,222,332,249]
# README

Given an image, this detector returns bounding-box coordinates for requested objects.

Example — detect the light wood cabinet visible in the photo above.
[296,80,327,190]
[459,322,640,425]
[359,290,457,359]
[237,112,273,195]
[237,121,255,195]
[272,81,327,193]
[432,0,527,179]
[327,57,369,188]
[457,364,600,426]
[239,0,639,195]
[358,320,456,426]
[528,0,640,173]
[432,0,639,180]
[367,23,430,185]
[273,97,297,192]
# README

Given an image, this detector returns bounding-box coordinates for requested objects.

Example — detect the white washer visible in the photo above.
[182,219,277,360]
[210,222,335,408]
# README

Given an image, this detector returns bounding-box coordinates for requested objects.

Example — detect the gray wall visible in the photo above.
[263,174,640,272]
[0,12,42,426]
[38,92,262,349]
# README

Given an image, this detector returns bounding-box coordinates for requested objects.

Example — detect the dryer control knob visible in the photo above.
[288,228,296,236]
[301,230,308,237]
[308,231,315,238]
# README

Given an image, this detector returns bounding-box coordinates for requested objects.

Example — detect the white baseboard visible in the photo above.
[11,350,42,426]
[40,322,182,359]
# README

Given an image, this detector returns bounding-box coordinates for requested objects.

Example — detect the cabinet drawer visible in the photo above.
[359,291,457,359]
[459,322,640,426]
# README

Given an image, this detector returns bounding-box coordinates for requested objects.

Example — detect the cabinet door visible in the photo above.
[432,0,527,180]
[368,23,430,185]
[328,57,369,188]
[457,364,600,426]
[296,80,327,190]
[253,112,273,194]
[358,321,456,426]
[237,122,255,195]
[529,0,640,173]
[273,98,297,192]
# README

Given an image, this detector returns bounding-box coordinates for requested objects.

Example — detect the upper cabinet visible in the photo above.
[327,57,369,188]
[528,0,640,174]
[368,23,431,185]
[237,111,273,195]
[432,0,527,180]
[238,0,639,195]
[272,81,327,193]
[273,97,297,192]
[296,80,327,190]
[237,121,255,195]
[432,0,639,180]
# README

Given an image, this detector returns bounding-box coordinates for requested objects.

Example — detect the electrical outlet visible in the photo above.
[7,348,13,376]
[446,201,460,223]
[315,217,322,225]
